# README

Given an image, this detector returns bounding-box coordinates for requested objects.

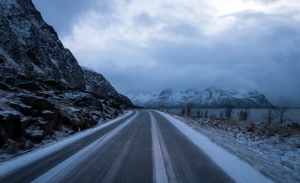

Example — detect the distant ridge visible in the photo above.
[124,88,273,108]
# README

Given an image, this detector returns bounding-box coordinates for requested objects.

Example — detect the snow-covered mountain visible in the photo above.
[122,92,159,107]
[124,88,273,108]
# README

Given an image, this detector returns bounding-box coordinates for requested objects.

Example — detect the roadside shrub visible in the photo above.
[238,108,251,122]
[224,106,234,121]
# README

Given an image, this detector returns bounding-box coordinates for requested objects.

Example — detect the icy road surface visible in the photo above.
[0,110,272,183]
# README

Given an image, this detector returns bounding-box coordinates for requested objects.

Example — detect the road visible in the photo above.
[0,110,235,183]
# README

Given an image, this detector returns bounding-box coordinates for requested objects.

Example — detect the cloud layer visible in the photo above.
[33,0,300,107]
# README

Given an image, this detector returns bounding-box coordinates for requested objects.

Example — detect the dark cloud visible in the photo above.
[133,12,154,27]
[163,23,202,38]
[130,10,300,107]
[32,0,115,37]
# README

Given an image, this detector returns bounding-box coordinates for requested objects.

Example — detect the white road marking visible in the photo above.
[149,112,169,183]
[153,115,178,183]
[32,112,139,183]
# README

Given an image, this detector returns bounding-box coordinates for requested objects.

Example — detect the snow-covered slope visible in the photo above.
[125,88,273,108]
[122,92,159,107]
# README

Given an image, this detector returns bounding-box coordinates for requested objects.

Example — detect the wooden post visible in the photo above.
[186,105,189,125]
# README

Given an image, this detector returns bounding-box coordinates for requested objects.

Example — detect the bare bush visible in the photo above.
[196,110,200,118]
[224,106,235,121]
[219,111,224,120]
[204,110,208,119]
[262,109,276,125]
[272,106,289,123]
[186,107,191,117]
[237,108,251,121]
[181,108,185,116]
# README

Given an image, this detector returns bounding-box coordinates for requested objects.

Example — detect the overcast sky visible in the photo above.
[32,0,300,107]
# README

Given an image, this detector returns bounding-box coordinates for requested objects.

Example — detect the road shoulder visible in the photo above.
[155,110,273,183]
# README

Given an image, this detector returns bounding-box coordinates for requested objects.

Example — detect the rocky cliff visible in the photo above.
[82,66,133,107]
[0,0,132,162]
[0,0,85,90]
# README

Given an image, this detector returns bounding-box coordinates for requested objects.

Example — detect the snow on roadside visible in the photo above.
[162,112,300,183]
[0,111,132,178]
[156,111,273,183]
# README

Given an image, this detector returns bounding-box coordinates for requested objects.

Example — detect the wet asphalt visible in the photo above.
[0,110,235,183]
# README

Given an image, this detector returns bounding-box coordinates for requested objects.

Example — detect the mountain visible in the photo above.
[82,66,133,107]
[124,88,273,108]
[0,0,131,107]
[122,92,159,107]
[0,0,85,90]
[0,0,133,160]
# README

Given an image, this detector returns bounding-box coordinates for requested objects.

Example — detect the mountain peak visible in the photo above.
[206,86,219,90]
[204,87,225,92]
[124,88,272,108]
[185,88,198,93]
[81,66,96,73]
[160,88,174,95]
[247,90,259,94]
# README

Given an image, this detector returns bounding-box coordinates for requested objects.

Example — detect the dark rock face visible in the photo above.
[82,66,133,107]
[8,102,32,116]
[0,0,130,160]
[0,112,22,140]
[0,94,60,143]
[0,0,85,90]
[58,92,104,112]
[0,91,121,149]
[0,124,6,148]
[0,0,133,108]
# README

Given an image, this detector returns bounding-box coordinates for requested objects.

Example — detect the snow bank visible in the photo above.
[157,111,273,183]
